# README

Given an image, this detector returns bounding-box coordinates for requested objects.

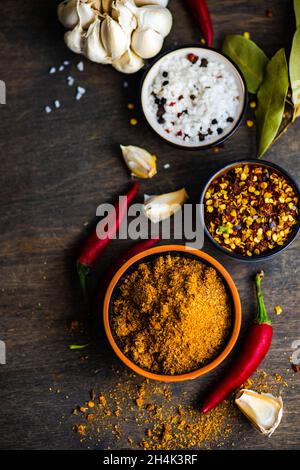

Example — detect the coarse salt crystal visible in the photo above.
[54,100,61,109]
[123,81,129,88]
[59,65,65,72]
[77,86,86,95]
[49,67,56,74]
[77,61,84,72]
[164,163,170,169]
[45,106,52,113]
[63,60,70,66]
[67,76,74,86]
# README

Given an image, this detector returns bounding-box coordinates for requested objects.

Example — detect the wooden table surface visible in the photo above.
[0,0,299,450]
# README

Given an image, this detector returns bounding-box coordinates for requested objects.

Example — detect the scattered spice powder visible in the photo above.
[112,255,232,375]
[71,368,290,449]
[205,164,299,256]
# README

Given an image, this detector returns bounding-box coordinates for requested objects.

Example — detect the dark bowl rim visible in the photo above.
[139,44,248,151]
[199,158,300,262]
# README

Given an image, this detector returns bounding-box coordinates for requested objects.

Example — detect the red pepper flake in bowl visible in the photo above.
[204,164,299,257]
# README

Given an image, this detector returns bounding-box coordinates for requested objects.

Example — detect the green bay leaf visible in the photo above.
[290,27,300,120]
[256,49,289,158]
[294,0,300,27]
[222,34,268,93]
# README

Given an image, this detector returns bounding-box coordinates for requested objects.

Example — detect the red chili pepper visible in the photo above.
[200,270,273,413]
[185,0,213,48]
[95,236,160,309]
[77,181,139,293]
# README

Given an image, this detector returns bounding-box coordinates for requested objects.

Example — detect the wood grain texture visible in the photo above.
[0,0,299,450]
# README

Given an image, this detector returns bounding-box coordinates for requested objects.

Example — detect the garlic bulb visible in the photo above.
[134,0,169,6]
[120,145,157,177]
[64,24,85,53]
[143,188,188,223]
[84,19,111,63]
[235,389,283,437]
[113,49,144,73]
[130,4,172,37]
[111,1,137,34]
[77,0,99,29]
[58,0,79,29]
[101,15,129,60]
[132,28,163,59]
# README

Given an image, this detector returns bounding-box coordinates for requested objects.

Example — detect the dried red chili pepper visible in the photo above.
[77,181,139,292]
[95,236,160,309]
[185,0,213,47]
[201,270,273,413]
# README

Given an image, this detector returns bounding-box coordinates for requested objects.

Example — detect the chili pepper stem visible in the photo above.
[77,262,90,295]
[255,270,272,325]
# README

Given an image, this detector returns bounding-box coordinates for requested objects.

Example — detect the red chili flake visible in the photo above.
[176,130,183,136]
[169,102,176,107]
[187,53,198,64]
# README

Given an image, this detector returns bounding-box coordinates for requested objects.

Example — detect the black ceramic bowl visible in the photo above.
[200,159,300,262]
[140,45,248,150]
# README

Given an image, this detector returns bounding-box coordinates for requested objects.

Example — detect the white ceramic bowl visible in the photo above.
[140,46,247,150]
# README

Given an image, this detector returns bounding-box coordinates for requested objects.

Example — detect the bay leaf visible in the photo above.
[294,0,300,28]
[256,49,289,158]
[222,34,268,93]
[290,27,300,120]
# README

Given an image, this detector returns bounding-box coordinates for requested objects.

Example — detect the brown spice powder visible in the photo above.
[112,255,232,375]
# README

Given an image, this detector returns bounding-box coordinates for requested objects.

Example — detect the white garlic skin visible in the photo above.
[112,49,144,74]
[101,15,130,60]
[77,0,98,29]
[131,28,163,59]
[84,19,112,63]
[134,5,172,37]
[58,0,79,29]
[64,24,85,53]
[111,1,137,34]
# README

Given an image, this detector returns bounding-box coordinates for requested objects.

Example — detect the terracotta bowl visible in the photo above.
[103,245,242,382]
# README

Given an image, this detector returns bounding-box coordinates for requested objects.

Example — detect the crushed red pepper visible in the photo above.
[204,164,298,256]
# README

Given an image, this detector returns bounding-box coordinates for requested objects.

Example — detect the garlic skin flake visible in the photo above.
[84,19,111,63]
[101,15,129,60]
[235,389,283,437]
[143,188,188,223]
[113,49,144,74]
[120,145,157,178]
[132,28,163,59]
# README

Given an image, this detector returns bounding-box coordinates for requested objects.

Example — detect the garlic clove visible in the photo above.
[120,145,156,178]
[58,0,79,29]
[133,5,172,37]
[131,28,163,59]
[101,15,129,60]
[143,188,188,223]
[111,1,137,35]
[64,24,85,54]
[77,0,99,29]
[235,389,283,437]
[112,48,144,74]
[134,0,169,6]
[101,0,114,13]
[84,18,112,63]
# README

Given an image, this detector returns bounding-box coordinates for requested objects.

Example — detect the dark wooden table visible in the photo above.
[0,0,299,450]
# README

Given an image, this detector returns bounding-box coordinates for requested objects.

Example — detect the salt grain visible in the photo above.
[164,163,170,169]
[67,76,75,86]
[76,86,86,100]
[49,67,56,74]
[45,106,52,113]
[123,81,129,88]
[59,65,65,72]
[77,61,84,72]
[54,100,61,109]
[63,60,70,66]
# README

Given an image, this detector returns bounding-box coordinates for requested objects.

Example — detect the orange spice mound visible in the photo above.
[112,255,232,375]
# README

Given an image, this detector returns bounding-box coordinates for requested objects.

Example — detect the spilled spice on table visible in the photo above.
[71,368,290,449]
